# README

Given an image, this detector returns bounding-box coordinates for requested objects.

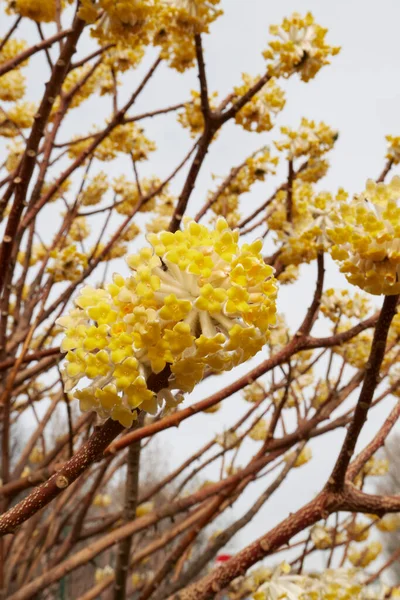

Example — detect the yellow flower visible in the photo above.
[386,135,400,164]
[285,446,312,468]
[328,176,400,295]
[249,419,270,441]
[8,0,66,22]
[348,541,382,567]
[376,514,400,532]
[178,90,218,138]
[243,382,266,403]
[47,245,88,282]
[79,172,109,206]
[275,118,338,160]
[234,75,285,133]
[58,219,277,425]
[263,12,340,82]
[0,70,26,102]
[136,501,154,517]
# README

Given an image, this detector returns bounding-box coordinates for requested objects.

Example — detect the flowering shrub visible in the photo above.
[1,3,400,600]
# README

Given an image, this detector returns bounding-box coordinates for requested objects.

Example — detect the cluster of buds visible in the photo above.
[58,219,277,427]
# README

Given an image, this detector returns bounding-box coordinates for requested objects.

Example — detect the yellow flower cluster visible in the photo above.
[0,37,29,102]
[209,148,278,228]
[29,447,44,464]
[67,217,91,243]
[17,242,46,268]
[92,493,112,508]
[233,75,285,133]
[386,135,400,164]
[249,418,269,441]
[178,90,218,138]
[42,178,71,203]
[334,324,372,370]
[79,0,222,73]
[79,172,109,206]
[51,64,114,115]
[0,101,36,137]
[113,175,168,216]
[263,12,340,82]
[311,524,346,549]
[346,520,370,542]
[0,38,27,64]
[6,0,66,22]
[348,541,382,568]
[215,431,239,449]
[329,176,400,295]
[136,501,154,517]
[4,140,23,172]
[153,0,223,72]
[311,379,330,408]
[0,70,26,102]
[363,456,390,477]
[320,288,371,323]
[242,382,266,404]
[285,446,312,468]
[376,513,400,532]
[94,565,114,583]
[48,245,88,282]
[267,313,289,350]
[297,157,329,184]
[268,182,340,266]
[249,565,390,600]
[68,124,155,163]
[58,219,277,427]
[275,118,338,160]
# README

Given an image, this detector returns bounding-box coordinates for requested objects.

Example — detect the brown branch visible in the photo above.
[346,399,400,482]
[170,492,336,600]
[0,367,171,536]
[377,159,394,183]
[106,337,301,455]
[169,128,216,232]
[113,419,143,600]
[194,147,266,223]
[20,56,162,229]
[0,27,70,77]
[77,504,213,600]
[238,161,308,229]
[0,17,85,297]
[0,17,22,55]
[165,454,298,598]
[328,294,399,490]
[139,497,223,600]
[194,34,210,118]
[286,159,294,222]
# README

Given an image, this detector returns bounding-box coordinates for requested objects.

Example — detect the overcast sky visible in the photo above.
[2,0,400,573]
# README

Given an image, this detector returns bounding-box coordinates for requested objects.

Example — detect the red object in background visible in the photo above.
[216,554,232,563]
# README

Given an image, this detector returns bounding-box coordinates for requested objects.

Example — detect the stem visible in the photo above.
[328,294,399,490]
[113,419,143,600]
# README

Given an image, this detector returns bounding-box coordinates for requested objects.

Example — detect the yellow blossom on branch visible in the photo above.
[58,219,277,426]
[233,75,285,133]
[263,12,340,82]
[328,176,400,295]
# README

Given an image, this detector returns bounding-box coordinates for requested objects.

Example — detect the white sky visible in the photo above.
[2,0,400,576]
